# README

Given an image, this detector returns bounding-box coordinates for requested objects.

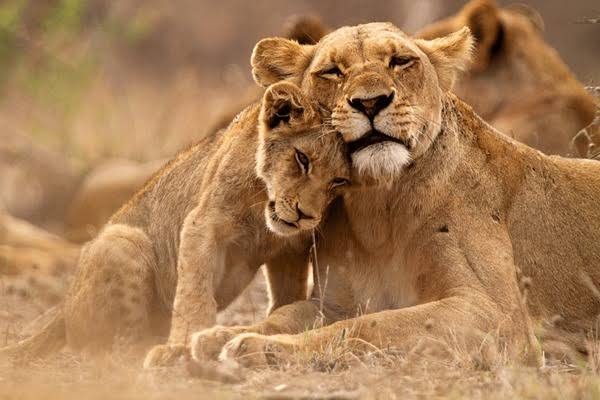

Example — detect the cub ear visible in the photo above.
[415,27,474,92]
[251,38,315,87]
[460,0,502,71]
[282,15,330,45]
[260,82,313,131]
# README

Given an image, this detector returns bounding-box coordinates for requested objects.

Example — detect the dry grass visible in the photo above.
[3,342,600,399]
[4,272,600,400]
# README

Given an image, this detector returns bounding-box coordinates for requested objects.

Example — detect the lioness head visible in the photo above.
[257,81,350,236]
[252,23,472,181]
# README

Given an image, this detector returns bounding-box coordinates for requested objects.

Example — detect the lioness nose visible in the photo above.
[347,92,394,119]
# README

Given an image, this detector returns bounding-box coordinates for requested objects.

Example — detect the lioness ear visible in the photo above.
[260,82,313,131]
[415,27,474,92]
[251,38,315,87]
[282,15,330,45]
[460,0,502,71]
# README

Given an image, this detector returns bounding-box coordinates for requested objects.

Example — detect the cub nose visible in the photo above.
[347,92,394,119]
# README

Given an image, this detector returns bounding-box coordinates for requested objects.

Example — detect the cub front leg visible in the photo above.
[144,207,226,368]
[190,248,313,362]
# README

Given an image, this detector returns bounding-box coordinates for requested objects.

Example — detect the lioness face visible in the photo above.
[256,82,350,236]
[252,23,473,181]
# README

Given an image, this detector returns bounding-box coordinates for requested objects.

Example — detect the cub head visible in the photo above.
[257,81,351,236]
[252,22,472,182]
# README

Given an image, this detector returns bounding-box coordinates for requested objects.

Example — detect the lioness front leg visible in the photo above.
[221,294,525,367]
[190,247,313,362]
[144,207,225,368]
[221,238,541,368]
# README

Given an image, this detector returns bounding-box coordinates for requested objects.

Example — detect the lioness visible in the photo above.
[187,23,600,367]
[0,82,350,361]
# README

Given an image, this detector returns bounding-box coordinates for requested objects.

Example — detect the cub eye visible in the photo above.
[295,149,310,173]
[389,56,415,69]
[330,177,350,189]
[319,66,343,79]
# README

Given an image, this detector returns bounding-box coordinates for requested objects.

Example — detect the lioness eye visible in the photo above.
[330,178,350,189]
[389,56,414,69]
[295,149,310,173]
[319,66,343,79]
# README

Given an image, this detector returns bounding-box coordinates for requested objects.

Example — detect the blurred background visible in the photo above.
[0,0,598,169]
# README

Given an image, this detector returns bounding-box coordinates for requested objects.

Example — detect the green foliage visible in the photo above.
[44,0,86,34]
[0,0,25,85]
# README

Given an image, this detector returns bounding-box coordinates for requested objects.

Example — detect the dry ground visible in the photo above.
[3,270,600,400]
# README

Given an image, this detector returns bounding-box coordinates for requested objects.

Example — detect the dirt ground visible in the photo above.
[2,270,600,400]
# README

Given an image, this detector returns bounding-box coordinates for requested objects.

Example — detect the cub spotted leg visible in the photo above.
[64,224,156,354]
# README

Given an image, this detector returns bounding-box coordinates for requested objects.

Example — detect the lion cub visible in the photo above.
[1,81,350,364]
[143,81,350,366]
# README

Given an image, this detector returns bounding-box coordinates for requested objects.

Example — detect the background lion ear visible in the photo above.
[460,0,502,71]
[251,38,315,87]
[415,27,474,92]
[282,15,330,45]
[261,82,310,130]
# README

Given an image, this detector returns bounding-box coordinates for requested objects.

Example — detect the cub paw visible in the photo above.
[190,325,244,362]
[219,333,295,368]
[143,343,189,369]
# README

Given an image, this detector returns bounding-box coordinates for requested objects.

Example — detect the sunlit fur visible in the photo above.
[351,142,411,181]
[213,22,600,369]
[252,22,473,184]
[256,81,350,236]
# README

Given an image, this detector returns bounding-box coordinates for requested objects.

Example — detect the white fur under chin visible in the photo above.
[351,142,411,179]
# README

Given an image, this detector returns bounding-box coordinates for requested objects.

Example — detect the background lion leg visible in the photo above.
[64,224,157,354]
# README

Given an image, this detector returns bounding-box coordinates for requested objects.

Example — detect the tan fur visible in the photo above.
[0,131,80,231]
[186,23,600,368]
[416,0,598,156]
[263,3,598,157]
[1,83,350,365]
[65,159,166,243]
[0,209,79,279]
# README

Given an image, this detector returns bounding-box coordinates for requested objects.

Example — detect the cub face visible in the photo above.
[256,81,351,236]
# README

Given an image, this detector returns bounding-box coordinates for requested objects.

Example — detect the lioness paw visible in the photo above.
[219,333,295,368]
[143,343,189,369]
[190,325,245,362]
